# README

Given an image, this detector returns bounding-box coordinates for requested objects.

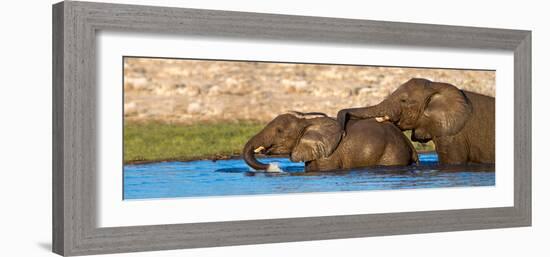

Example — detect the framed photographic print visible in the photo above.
[52,1,531,256]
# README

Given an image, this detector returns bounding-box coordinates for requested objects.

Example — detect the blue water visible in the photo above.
[124,152,495,200]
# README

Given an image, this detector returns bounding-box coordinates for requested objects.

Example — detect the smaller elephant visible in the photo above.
[243,111,418,172]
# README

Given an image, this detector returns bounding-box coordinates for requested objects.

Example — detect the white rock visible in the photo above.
[125,77,148,90]
[124,102,138,116]
[207,85,222,96]
[186,102,203,114]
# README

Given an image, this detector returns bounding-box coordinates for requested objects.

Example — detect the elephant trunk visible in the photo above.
[359,99,400,122]
[242,136,270,170]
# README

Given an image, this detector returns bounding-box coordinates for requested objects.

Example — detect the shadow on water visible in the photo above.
[124,152,495,200]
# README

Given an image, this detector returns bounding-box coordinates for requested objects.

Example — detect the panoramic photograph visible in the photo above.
[123,57,495,200]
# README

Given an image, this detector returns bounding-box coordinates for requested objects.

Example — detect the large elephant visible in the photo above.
[243,111,418,172]
[337,78,495,164]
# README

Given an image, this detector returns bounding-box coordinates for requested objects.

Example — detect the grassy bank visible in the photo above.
[124,122,435,164]
[124,122,264,163]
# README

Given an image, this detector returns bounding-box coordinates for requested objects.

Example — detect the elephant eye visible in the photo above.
[400,99,407,103]
[276,128,283,133]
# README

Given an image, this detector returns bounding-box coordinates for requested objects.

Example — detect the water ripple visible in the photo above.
[124,152,495,200]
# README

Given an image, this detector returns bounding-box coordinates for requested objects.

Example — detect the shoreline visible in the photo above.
[124,150,437,165]
[124,153,286,165]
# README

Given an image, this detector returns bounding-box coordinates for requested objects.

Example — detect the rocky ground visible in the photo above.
[124,58,495,124]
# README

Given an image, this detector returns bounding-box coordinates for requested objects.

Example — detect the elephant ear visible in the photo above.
[422,82,473,137]
[290,118,343,162]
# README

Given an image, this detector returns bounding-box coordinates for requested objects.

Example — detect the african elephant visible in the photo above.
[337,78,495,164]
[243,111,418,172]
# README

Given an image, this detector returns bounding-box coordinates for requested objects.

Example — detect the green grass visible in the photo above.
[403,130,436,152]
[124,122,435,164]
[124,122,264,163]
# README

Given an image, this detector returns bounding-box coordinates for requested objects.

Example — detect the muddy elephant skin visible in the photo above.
[243,111,418,172]
[337,78,495,164]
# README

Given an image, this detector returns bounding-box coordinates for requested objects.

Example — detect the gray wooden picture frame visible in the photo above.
[52,1,531,256]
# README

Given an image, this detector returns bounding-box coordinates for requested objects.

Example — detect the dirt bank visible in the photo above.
[124,58,495,124]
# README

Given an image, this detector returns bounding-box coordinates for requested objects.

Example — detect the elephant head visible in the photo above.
[338,78,472,142]
[243,112,343,170]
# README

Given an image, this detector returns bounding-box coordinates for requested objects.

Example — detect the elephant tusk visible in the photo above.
[375,115,390,122]
[254,146,266,153]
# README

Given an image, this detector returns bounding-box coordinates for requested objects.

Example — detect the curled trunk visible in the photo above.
[242,138,269,170]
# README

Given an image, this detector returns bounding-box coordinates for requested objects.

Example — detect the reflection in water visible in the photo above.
[124,152,495,200]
